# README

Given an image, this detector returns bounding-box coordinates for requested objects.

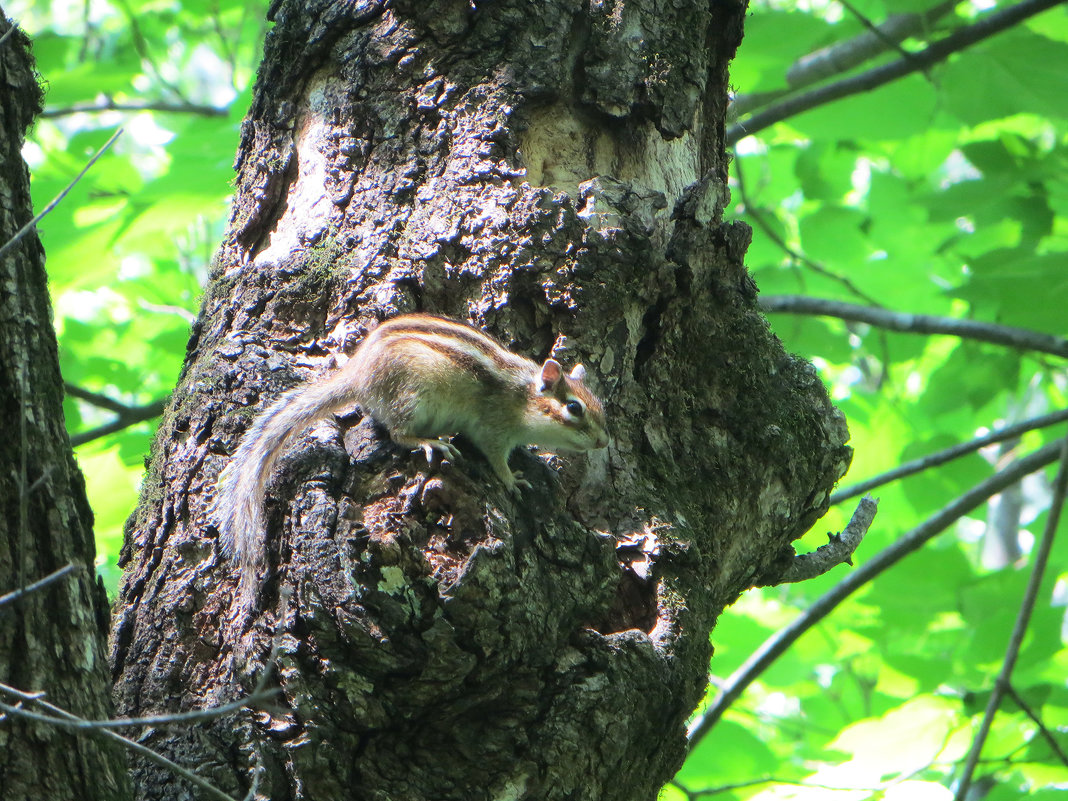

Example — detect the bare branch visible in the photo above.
[0,596,290,798]
[0,683,240,801]
[0,563,82,608]
[0,128,123,261]
[41,100,226,118]
[770,495,878,585]
[734,158,883,307]
[835,0,924,72]
[1002,683,1068,770]
[113,0,190,102]
[0,683,278,729]
[955,434,1068,800]
[64,383,136,414]
[686,440,1065,748]
[70,397,169,447]
[727,0,1064,145]
[670,773,880,797]
[785,1,956,89]
[834,408,1068,504]
[759,295,1068,359]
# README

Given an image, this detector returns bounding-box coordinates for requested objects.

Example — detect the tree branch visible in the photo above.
[41,100,227,118]
[69,397,169,446]
[833,408,1068,504]
[686,440,1065,748]
[1002,683,1068,770]
[0,683,278,729]
[64,382,136,413]
[0,127,123,261]
[768,495,878,584]
[0,684,239,801]
[113,0,191,103]
[0,603,288,800]
[955,434,1068,799]
[790,1,955,86]
[0,563,82,608]
[835,0,925,72]
[727,0,1064,145]
[759,295,1068,359]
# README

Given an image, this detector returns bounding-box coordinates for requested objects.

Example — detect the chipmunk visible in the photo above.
[213,313,609,595]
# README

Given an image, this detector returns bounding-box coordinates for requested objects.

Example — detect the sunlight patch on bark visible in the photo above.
[517,102,699,203]
[253,71,338,270]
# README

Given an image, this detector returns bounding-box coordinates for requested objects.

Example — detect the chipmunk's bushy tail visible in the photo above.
[213,371,360,606]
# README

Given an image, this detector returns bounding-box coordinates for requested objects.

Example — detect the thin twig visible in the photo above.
[836,0,921,70]
[0,683,279,729]
[113,0,188,101]
[734,158,882,306]
[0,595,288,798]
[670,772,887,798]
[833,408,1068,504]
[687,440,1065,748]
[0,684,239,801]
[41,100,226,118]
[77,0,90,62]
[770,495,878,584]
[0,563,82,608]
[727,0,1064,145]
[759,295,1068,359]
[955,434,1068,799]
[208,0,237,68]
[1003,684,1068,769]
[0,128,123,261]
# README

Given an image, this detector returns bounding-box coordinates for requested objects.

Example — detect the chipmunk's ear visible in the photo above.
[569,364,586,381]
[539,359,564,392]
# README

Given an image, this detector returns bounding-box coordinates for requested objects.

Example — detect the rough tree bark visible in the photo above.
[0,15,130,801]
[112,1,850,799]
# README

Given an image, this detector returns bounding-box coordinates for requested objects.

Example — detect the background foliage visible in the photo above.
[13,0,1068,798]
[13,0,263,588]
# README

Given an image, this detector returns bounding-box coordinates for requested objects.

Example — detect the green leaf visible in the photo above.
[795,142,858,202]
[790,73,940,141]
[676,718,779,787]
[920,345,1021,417]
[942,31,1068,125]
[827,696,959,773]
[41,53,145,107]
[952,250,1068,335]
[798,204,870,266]
[987,787,1068,801]
[730,11,837,93]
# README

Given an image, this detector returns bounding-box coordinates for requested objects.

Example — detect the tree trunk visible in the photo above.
[112,1,850,799]
[0,15,130,801]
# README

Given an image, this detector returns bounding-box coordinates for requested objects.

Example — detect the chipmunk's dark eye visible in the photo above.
[566,400,584,417]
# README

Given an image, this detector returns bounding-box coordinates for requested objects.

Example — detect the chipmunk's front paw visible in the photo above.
[509,470,532,495]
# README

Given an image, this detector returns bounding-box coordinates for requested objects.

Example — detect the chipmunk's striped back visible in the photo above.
[356,314,533,377]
